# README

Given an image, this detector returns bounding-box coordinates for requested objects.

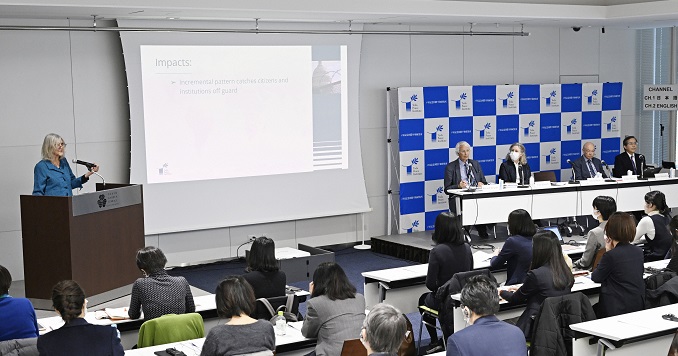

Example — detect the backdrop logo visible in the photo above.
[522,120,537,137]
[586,89,599,105]
[544,90,557,106]
[97,194,107,208]
[477,122,493,139]
[402,94,421,112]
[606,116,618,132]
[545,148,558,164]
[158,163,171,175]
[565,118,578,134]
[427,186,445,204]
[500,91,515,108]
[454,93,468,110]
[403,157,422,176]
[428,124,445,142]
[406,220,420,233]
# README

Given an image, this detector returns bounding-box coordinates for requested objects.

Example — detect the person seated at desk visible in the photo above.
[419,212,473,352]
[490,209,535,285]
[128,246,195,321]
[360,303,408,356]
[612,136,643,178]
[498,142,531,185]
[37,280,124,356]
[666,216,678,273]
[633,191,673,262]
[591,212,645,318]
[243,236,287,299]
[32,133,99,196]
[302,262,365,356]
[444,141,490,239]
[0,265,38,342]
[200,276,275,356]
[572,142,607,180]
[446,275,527,356]
[573,196,617,270]
[500,230,574,339]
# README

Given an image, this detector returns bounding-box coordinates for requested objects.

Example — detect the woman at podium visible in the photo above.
[32,133,99,196]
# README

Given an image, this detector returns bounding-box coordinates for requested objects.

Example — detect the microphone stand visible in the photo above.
[601,162,615,182]
[568,162,578,184]
[517,165,529,188]
[638,155,647,180]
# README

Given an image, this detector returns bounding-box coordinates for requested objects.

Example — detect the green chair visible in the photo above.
[137,313,205,348]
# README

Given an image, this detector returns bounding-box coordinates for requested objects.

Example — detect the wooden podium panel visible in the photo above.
[20,184,145,308]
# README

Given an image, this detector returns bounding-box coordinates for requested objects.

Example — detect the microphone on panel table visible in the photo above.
[466,163,478,190]
[601,160,615,182]
[566,159,578,184]
[638,154,647,180]
[517,165,529,188]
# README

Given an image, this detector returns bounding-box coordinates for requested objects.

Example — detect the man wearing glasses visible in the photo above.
[612,136,643,178]
[572,142,607,180]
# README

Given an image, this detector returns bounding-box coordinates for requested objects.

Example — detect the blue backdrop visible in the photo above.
[397,82,622,233]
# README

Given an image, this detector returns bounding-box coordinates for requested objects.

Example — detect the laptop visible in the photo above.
[543,226,564,244]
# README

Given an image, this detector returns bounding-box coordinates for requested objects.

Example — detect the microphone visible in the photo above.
[518,165,524,186]
[601,160,614,182]
[72,159,96,170]
[567,159,578,183]
[638,154,646,179]
[467,163,477,188]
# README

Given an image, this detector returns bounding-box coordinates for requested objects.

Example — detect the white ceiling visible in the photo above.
[1,0,678,29]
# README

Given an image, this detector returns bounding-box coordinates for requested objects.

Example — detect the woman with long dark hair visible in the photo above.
[500,230,574,338]
[37,280,124,355]
[243,236,286,298]
[301,262,365,356]
[490,209,536,285]
[633,191,673,261]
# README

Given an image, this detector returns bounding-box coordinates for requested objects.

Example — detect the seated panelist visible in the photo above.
[612,136,643,178]
[498,142,531,185]
[572,142,607,180]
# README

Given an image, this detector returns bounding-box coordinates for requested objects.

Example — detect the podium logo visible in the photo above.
[606,116,618,132]
[565,118,578,135]
[500,91,515,108]
[522,120,537,137]
[454,93,468,110]
[402,94,420,112]
[428,124,445,142]
[477,122,492,139]
[158,163,171,175]
[406,220,420,233]
[544,148,558,164]
[586,89,598,105]
[403,157,422,176]
[544,90,557,107]
[97,194,107,208]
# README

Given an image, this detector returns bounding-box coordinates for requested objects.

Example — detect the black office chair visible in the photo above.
[253,294,301,321]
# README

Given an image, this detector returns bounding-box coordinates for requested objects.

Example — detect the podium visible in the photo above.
[20,184,145,309]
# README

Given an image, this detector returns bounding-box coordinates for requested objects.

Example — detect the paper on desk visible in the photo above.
[104,307,129,320]
[473,250,494,263]
[574,276,595,284]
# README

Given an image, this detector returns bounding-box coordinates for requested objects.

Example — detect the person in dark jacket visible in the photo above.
[592,212,645,317]
[632,191,673,261]
[500,230,574,338]
[666,216,678,273]
[490,209,536,285]
[419,212,473,352]
[446,275,526,356]
[498,142,532,185]
[243,236,287,298]
[529,293,596,356]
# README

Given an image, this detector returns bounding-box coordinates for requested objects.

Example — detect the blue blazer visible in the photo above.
[37,318,124,356]
[572,155,607,180]
[490,235,533,285]
[446,315,527,356]
[0,296,38,342]
[32,158,85,196]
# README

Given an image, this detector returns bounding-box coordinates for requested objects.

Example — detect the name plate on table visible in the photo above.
[532,181,551,187]
[481,184,501,191]
[621,175,639,182]
[72,185,142,216]
[654,173,670,179]
[579,178,604,186]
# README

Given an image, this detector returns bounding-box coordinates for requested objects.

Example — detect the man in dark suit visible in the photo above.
[572,142,607,180]
[446,275,527,356]
[612,136,644,178]
[444,141,489,238]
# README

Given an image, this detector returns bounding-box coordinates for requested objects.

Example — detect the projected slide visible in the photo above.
[140,45,347,184]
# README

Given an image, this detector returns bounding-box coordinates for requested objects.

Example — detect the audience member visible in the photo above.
[490,209,536,285]
[37,280,124,356]
[419,212,473,352]
[592,212,645,317]
[0,265,38,342]
[500,230,574,338]
[633,191,673,261]
[128,246,195,320]
[498,142,532,185]
[666,216,678,273]
[360,303,407,356]
[573,196,617,270]
[446,275,527,356]
[301,262,365,356]
[200,276,275,356]
[243,236,287,299]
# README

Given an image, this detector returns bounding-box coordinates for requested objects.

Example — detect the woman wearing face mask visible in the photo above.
[632,191,673,262]
[573,196,617,270]
[498,143,531,185]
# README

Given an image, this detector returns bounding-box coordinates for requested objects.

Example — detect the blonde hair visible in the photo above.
[41,133,63,161]
[505,142,527,165]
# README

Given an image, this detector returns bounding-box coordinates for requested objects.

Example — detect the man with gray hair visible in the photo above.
[361,303,407,356]
[444,140,489,238]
